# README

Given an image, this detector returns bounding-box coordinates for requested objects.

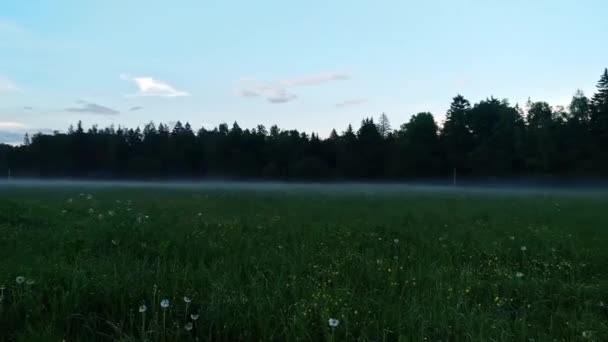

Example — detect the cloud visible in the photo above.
[130,106,143,111]
[236,81,297,104]
[0,19,22,35]
[236,72,349,104]
[335,99,368,107]
[0,131,26,145]
[0,77,20,92]
[281,73,351,87]
[65,100,119,115]
[121,74,190,97]
[0,121,27,130]
[267,89,298,103]
[23,106,33,110]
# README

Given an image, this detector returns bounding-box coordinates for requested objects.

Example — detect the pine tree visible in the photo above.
[441,95,472,173]
[590,68,608,170]
[377,113,392,138]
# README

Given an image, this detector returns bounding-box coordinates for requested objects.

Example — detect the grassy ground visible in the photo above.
[0,187,607,341]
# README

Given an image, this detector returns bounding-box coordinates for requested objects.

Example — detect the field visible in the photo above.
[0,186,607,341]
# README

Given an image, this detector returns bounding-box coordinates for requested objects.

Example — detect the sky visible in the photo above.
[0,0,607,144]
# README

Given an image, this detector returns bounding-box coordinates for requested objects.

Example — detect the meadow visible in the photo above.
[0,186,607,341]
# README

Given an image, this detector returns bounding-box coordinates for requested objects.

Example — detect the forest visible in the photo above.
[1,69,607,181]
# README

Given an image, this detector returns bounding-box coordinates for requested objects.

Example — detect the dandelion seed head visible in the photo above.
[190,313,199,320]
[15,276,25,284]
[516,272,524,278]
[25,279,35,286]
[139,304,147,313]
[160,299,170,309]
[393,239,399,244]
[185,322,193,331]
[520,246,527,251]
[509,236,515,240]
[328,318,340,328]
[183,296,191,304]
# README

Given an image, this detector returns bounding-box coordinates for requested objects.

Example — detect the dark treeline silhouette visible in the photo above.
[2,69,608,182]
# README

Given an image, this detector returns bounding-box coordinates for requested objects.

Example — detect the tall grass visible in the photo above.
[0,189,607,341]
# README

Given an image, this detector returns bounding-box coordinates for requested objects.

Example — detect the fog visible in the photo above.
[0,179,607,197]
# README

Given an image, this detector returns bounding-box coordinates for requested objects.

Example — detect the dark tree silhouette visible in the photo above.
[2,68,608,182]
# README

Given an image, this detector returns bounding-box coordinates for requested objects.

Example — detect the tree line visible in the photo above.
[1,69,607,182]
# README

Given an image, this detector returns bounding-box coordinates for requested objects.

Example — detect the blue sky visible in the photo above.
[0,0,606,143]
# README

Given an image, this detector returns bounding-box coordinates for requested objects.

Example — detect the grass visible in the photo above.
[0,187,607,341]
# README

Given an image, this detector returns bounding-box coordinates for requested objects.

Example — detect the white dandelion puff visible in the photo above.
[509,236,515,240]
[328,318,340,328]
[520,246,527,251]
[582,331,591,338]
[160,299,170,309]
[67,198,73,203]
[516,272,524,278]
[86,194,93,200]
[25,279,35,286]
[15,276,25,284]
[190,313,199,320]
[88,208,94,214]
[183,296,191,304]
[185,322,193,331]
[393,239,399,244]
[139,304,147,313]
[108,210,115,216]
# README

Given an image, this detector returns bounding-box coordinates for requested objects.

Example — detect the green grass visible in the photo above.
[0,188,607,341]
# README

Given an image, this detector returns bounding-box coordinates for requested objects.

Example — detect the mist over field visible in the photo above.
[1,179,608,197]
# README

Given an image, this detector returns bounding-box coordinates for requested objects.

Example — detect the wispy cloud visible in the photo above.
[0,121,27,130]
[0,19,22,35]
[0,131,26,145]
[23,106,34,110]
[121,74,190,98]
[130,106,143,111]
[235,81,297,104]
[237,72,350,104]
[281,73,351,87]
[335,98,368,107]
[65,100,119,115]
[0,77,20,92]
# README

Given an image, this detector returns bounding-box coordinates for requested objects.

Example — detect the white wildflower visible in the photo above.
[160,299,170,309]
[139,304,147,313]
[15,276,25,284]
[183,296,191,304]
[185,322,193,331]
[393,239,399,244]
[190,313,199,320]
[520,246,527,251]
[515,272,524,278]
